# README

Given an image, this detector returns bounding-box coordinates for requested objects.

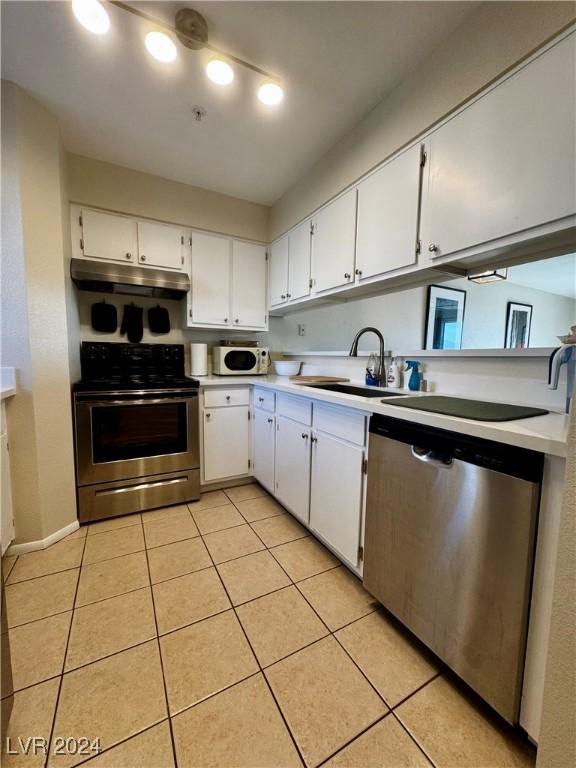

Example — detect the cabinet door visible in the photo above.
[137,221,185,270]
[190,232,231,326]
[269,236,289,307]
[231,241,267,328]
[310,432,364,567]
[81,210,137,263]
[252,409,275,493]
[275,416,311,524]
[203,407,249,482]
[422,33,576,260]
[356,144,422,279]
[311,189,357,293]
[288,220,311,301]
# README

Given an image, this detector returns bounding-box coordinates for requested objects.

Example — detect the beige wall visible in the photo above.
[271,1,576,238]
[1,82,77,543]
[67,153,270,243]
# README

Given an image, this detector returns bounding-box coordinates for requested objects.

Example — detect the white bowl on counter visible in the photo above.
[273,360,302,376]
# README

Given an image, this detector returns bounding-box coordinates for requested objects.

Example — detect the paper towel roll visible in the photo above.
[190,343,208,376]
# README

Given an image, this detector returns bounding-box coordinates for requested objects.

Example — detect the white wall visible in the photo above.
[451,278,575,349]
[1,81,77,543]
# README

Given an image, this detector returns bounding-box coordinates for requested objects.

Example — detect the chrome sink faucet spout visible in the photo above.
[349,327,385,385]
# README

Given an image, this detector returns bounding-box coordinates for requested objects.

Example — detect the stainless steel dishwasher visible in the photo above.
[363,415,543,723]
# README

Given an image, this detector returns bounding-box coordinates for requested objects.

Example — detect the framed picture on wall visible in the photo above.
[505,302,532,348]
[424,285,467,350]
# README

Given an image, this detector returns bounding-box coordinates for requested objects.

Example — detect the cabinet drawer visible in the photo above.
[204,387,250,408]
[253,388,275,413]
[313,403,366,446]
[277,393,312,426]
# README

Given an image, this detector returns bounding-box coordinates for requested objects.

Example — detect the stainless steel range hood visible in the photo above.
[70,258,190,300]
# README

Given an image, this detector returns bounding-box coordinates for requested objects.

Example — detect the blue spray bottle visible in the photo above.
[405,360,421,392]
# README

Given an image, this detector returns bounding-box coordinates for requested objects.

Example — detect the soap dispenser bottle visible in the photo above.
[405,360,421,392]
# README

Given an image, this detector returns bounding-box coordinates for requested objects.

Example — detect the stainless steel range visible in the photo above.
[73,342,200,523]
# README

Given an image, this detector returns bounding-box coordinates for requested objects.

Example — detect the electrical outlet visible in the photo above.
[298,324,306,337]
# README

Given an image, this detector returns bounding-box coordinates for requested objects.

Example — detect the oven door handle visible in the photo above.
[84,396,196,407]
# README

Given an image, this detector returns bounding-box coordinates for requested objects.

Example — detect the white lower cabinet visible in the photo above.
[309,431,365,568]
[252,408,275,493]
[203,403,250,482]
[275,416,311,525]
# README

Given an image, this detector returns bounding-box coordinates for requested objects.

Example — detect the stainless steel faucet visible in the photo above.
[349,327,385,384]
[548,343,575,413]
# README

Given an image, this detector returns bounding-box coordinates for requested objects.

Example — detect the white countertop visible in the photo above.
[196,374,569,458]
[0,368,16,400]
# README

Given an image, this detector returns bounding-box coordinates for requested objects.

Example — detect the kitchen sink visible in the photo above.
[305,383,408,398]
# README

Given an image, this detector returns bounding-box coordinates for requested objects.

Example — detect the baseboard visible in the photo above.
[200,476,254,493]
[7,520,80,555]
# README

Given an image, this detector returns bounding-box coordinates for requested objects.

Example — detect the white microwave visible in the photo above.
[212,346,269,375]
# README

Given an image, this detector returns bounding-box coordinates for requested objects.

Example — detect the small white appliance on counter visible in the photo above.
[190,343,209,376]
[212,345,269,375]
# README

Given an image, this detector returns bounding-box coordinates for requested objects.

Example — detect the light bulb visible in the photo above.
[145,31,177,63]
[206,60,234,86]
[258,82,284,106]
[72,0,110,35]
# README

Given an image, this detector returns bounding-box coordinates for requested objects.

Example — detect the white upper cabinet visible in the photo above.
[189,232,231,327]
[80,209,137,263]
[288,220,312,301]
[421,33,576,261]
[231,241,267,329]
[137,221,185,270]
[269,235,289,307]
[311,188,357,293]
[356,144,422,279]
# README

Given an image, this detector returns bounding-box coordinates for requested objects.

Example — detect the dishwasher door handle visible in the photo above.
[410,445,453,468]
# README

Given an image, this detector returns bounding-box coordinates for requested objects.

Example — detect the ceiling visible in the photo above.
[1,1,476,205]
[508,253,576,300]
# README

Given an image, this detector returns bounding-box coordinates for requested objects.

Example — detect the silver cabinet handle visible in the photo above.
[301,433,308,439]
[225,395,231,401]
[355,268,362,276]
[258,397,264,403]
[234,319,239,324]
[344,272,351,279]
[125,252,132,260]
[140,254,146,262]
[267,418,273,424]
[428,244,439,253]
[281,294,286,300]
[311,435,318,443]
[286,293,292,298]
[224,318,229,323]
[205,413,211,420]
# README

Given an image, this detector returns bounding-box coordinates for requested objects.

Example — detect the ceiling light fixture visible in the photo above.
[145,31,178,63]
[109,3,283,103]
[468,268,508,284]
[72,0,110,35]
[206,59,234,86]
[258,83,284,106]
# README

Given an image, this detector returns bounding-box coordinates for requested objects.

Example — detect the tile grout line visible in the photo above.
[70,719,173,768]
[43,531,88,768]
[390,709,439,768]
[141,519,180,768]
[194,517,309,768]
[315,711,391,767]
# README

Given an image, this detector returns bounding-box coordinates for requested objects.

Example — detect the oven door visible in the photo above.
[75,391,199,486]
[221,348,258,373]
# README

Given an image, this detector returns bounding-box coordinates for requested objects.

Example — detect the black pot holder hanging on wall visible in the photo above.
[120,303,144,343]
[148,305,171,334]
[91,300,118,333]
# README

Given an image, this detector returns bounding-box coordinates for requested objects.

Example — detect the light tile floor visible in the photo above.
[1,483,536,768]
